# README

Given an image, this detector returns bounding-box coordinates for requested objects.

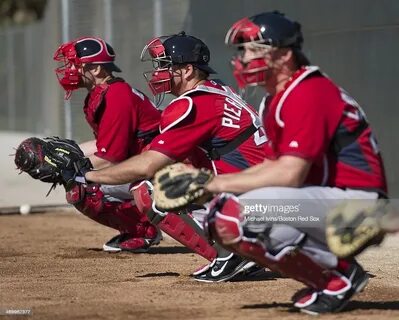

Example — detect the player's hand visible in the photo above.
[14,136,92,188]
[152,163,214,211]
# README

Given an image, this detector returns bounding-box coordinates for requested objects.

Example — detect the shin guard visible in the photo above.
[66,183,156,237]
[206,193,332,290]
[132,180,217,262]
[234,241,332,290]
[159,212,217,261]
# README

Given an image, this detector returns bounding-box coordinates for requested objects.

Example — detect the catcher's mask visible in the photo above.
[140,31,216,105]
[53,36,121,99]
[225,11,304,89]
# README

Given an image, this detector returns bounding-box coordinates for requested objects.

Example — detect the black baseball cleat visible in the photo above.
[193,253,258,282]
[297,261,369,315]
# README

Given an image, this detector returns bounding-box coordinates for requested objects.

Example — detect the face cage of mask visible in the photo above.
[54,58,83,100]
[142,56,174,107]
[230,43,274,96]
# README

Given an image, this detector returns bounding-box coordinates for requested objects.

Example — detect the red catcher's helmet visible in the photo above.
[140,31,216,104]
[53,36,121,99]
[225,11,304,89]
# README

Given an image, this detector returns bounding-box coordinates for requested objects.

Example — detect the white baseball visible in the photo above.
[19,204,31,215]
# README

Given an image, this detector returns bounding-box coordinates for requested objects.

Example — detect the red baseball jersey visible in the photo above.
[149,80,266,174]
[263,66,387,194]
[83,78,161,162]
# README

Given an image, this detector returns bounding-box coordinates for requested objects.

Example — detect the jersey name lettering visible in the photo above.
[222,97,243,129]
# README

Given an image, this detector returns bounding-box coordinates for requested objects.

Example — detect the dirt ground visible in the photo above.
[0,210,398,320]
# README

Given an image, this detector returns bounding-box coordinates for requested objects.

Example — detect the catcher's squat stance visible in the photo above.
[73,32,267,282]
[153,13,388,314]
[32,36,163,253]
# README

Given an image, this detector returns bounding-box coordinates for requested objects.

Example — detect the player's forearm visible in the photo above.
[238,158,274,174]
[206,171,269,194]
[206,165,269,194]
[85,160,146,185]
[79,140,97,157]
[85,150,173,185]
[206,156,309,194]
[88,154,114,169]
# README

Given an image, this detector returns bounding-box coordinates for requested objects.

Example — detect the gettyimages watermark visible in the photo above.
[241,200,325,228]
[238,199,395,229]
[0,309,32,316]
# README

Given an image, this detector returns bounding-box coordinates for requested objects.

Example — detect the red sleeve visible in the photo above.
[263,141,278,160]
[278,79,343,161]
[149,98,215,161]
[94,85,138,162]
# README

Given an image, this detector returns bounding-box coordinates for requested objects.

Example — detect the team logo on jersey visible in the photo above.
[289,140,299,148]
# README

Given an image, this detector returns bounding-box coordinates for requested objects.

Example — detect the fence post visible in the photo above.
[103,0,113,44]
[6,29,16,130]
[153,0,163,37]
[61,0,72,139]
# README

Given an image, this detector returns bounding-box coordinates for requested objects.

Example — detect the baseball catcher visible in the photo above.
[14,136,92,191]
[79,32,268,282]
[54,36,163,252]
[150,11,388,314]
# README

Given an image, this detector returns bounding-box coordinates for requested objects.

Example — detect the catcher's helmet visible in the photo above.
[225,11,303,49]
[225,11,305,89]
[54,36,121,99]
[74,38,121,72]
[140,32,216,99]
[162,32,216,75]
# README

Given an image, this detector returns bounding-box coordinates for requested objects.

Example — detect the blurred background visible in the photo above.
[1,0,399,207]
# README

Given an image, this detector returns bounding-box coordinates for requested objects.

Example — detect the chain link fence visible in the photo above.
[1,0,399,195]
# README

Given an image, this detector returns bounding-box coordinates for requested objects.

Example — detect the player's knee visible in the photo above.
[131,180,153,215]
[65,183,86,204]
[266,225,305,255]
[205,193,244,245]
[66,183,104,218]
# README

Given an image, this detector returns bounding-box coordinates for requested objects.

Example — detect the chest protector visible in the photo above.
[83,78,125,135]
[161,80,261,160]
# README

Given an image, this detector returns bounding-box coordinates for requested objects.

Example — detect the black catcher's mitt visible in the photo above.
[153,163,214,211]
[14,136,92,187]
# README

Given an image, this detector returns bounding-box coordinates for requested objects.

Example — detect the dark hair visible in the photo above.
[194,66,209,80]
[174,63,210,80]
[99,63,115,74]
[292,48,310,68]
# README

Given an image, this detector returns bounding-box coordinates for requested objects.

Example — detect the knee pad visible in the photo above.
[65,183,151,235]
[66,183,104,216]
[204,193,244,245]
[131,180,153,215]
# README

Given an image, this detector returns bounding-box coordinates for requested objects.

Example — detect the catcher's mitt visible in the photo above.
[153,163,214,211]
[14,136,92,188]
[326,199,393,258]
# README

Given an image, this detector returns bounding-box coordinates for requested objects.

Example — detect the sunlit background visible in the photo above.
[1,0,399,207]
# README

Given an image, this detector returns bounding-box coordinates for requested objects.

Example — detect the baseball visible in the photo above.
[19,204,31,215]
